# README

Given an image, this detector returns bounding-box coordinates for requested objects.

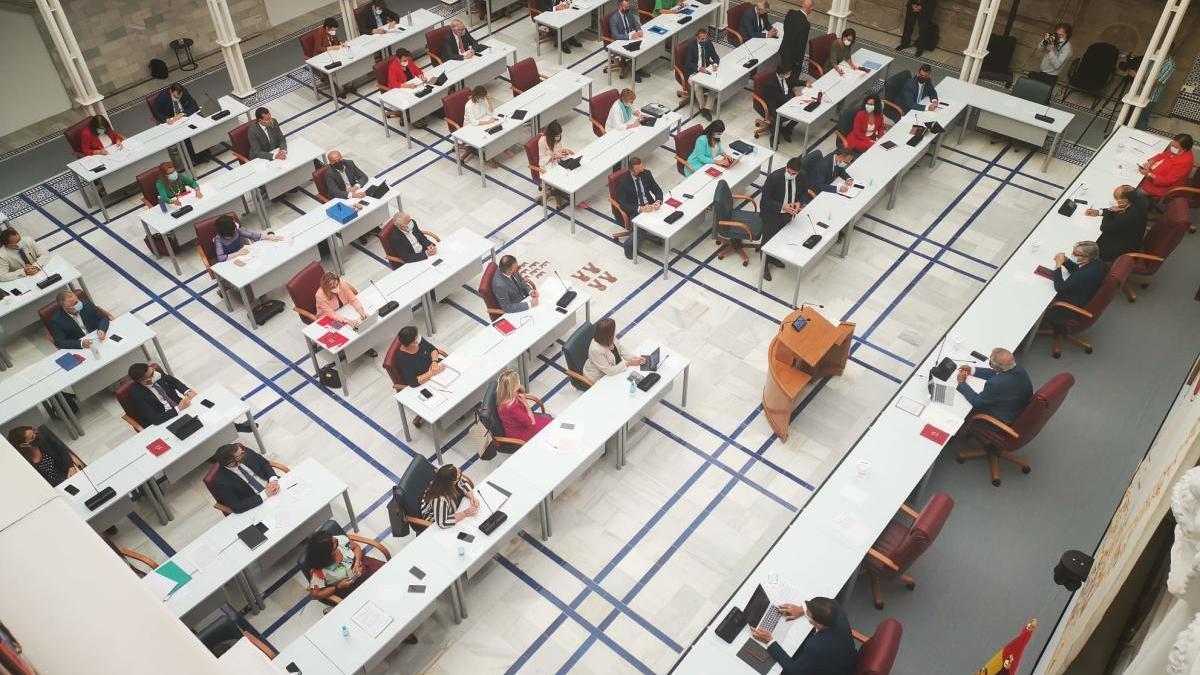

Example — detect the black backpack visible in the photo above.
[149,58,169,79]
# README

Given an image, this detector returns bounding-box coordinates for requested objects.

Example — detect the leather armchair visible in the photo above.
[713,179,763,265]
[957,373,1074,486]
[1037,255,1132,357]
[862,492,954,609]
[286,261,326,325]
[589,89,620,137]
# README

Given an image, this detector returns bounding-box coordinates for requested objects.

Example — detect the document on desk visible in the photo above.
[430,365,461,388]
[833,512,875,547]
[377,585,408,603]
[547,422,581,453]
[352,601,393,638]
[186,539,222,569]
[143,568,178,601]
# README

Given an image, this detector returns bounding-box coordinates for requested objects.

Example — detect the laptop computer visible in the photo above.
[640,347,660,372]
[928,380,955,405]
[743,585,792,638]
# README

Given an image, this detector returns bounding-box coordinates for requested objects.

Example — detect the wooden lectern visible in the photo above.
[763,307,855,441]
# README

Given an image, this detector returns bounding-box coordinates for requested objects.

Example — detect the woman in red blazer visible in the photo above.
[386,48,426,90]
[845,94,887,153]
[79,115,124,156]
[1138,133,1194,199]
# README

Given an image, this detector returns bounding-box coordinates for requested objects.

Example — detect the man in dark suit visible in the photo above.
[442,19,483,61]
[49,289,109,350]
[324,150,369,200]
[740,0,778,41]
[810,147,856,196]
[897,64,940,113]
[248,107,288,161]
[359,0,400,35]
[763,64,802,143]
[751,596,858,675]
[1091,185,1148,262]
[760,157,809,279]
[209,443,288,514]
[778,0,812,73]
[955,348,1033,425]
[1046,240,1106,334]
[898,0,936,57]
[683,28,721,119]
[152,83,200,124]
[615,157,663,259]
[491,254,538,312]
[385,212,437,264]
[126,362,197,428]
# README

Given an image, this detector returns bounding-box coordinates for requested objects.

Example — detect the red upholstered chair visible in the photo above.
[203,463,234,516]
[1160,169,1200,232]
[957,373,1074,486]
[590,89,620,137]
[674,124,703,175]
[227,121,255,164]
[1037,255,1132,358]
[672,41,691,100]
[608,168,631,239]
[509,58,546,95]
[599,12,624,78]
[353,3,372,34]
[726,3,753,45]
[378,217,441,269]
[426,26,451,65]
[852,619,903,675]
[114,380,144,432]
[194,212,238,280]
[1123,197,1189,301]
[382,335,408,391]
[478,261,504,319]
[636,0,655,19]
[862,492,954,609]
[808,33,837,76]
[63,118,92,158]
[298,28,322,59]
[136,168,162,208]
[751,69,776,138]
[287,261,326,325]
[442,89,471,133]
[524,133,547,196]
[374,56,396,92]
[38,290,113,344]
[146,92,165,123]
[312,165,332,203]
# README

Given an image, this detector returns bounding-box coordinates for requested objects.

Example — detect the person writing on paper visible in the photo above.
[79,115,124,156]
[155,162,203,206]
[209,443,288,513]
[898,64,939,113]
[1045,240,1106,336]
[324,150,369,201]
[607,88,644,131]
[0,228,51,280]
[812,147,856,195]
[391,325,448,389]
[464,86,499,126]
[212,215,280,262]
[383,212,438,264]
[740,1,778,41]
[954,348,1032,425]
[360,0,399,35]
[492,255,539,312]
[827,29,860,75]
[583,318,644,381]
[760,157,809,280]
[1090,185,1148,262]
[685,120,735,175]
[845,94,887,152]
[126,362,197,428]
[442,19,482,61]
[609,0,649,82]
[248,107,288,161]
[386,48,429,90]
[152,83,200,124]
[8,425,82,487]
[315,271,369,327]
[1137,133,1194,199]
[683,28,721,118]
[421,464,479,527]
[496,369,553,441]
[49,289,109,350]
[751,596,858,675]
[616,157,663,259]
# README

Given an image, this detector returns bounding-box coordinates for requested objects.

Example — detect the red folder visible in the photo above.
[147,439,171,456]
[704,167,723,178]
[494,318,516,335]
[317,332,349,348]
[665,197,683,208]
[919,424,950,445]
[1033,265,1055,280]
[316,315,336,327]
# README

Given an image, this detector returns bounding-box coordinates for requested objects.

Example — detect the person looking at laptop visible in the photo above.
[751,596,857,674]
[954,347,1032,425]
[583,318,645,381]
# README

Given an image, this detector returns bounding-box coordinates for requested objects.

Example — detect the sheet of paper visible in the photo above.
[894,396,925,416]
[430,365,461,388]
[833,512,875,547]
[377,585,409,603]
[547,423,581,453]
[173,552,200,575]
[142,568,178,601]
[352,601,393,638]
[187,539,221,568]
[922,402,963,434]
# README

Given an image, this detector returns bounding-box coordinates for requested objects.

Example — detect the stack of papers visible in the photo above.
[352,601,393,638]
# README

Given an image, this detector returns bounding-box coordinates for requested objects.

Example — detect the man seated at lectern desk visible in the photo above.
[682,28,721,118]
[583,318,645,381]
[442,19,484,61]
[323,150,369,200]
[750,596,858,675]
[810,147,857,197]
[385,212,438,264]
[0,227,51,280]
[49,289,109,350]
[491,254,539,312]
[761,157,809,280]
[209,442,289,514]
[1046,240,1106,336]
[897,64,940,113]
[248,107,288,161]
[762,63,803,143]
[954,348,1033,426]
[617,157,663,259]
[127,362,198,428]
[360,0,400,35]
[152,83,200,124]
[1089,185,1148,263]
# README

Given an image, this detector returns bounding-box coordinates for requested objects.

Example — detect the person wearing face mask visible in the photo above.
[212,214,282,263]
[441,19,483,62]
[609,0,649,81]
[48,289,109,350]
[79,115,124,156]
[750,596,858,675]
[845,94,887,152]
[827,28,858,74]
[606,88,645,131]
[209,443,289,514]
[1033,22,1072,85]
[125,362,197,428]
[8,425,82,487]
[954,348,1033,425]
[763,64,803,143]
[154,161,203,206]
[616,157,663,258]
[248,107,288,161]
[683,28,721,120]
[421,464,479,528]
[360,0,400,35]
[897,0,936,58]
[1088,185,1148,263]
[464,85,499,128]
[0,228,51,281]
[897,63,939,113]
[812,147,856,195]
[760,157,810,280]
[1137,133,1194,199]
[686,120,735,175]
[323,150,369,201]
[383,211,438,265]
[152,83,200,124]
[1045,240,1106,336]
[739,1,778,42]
[537,121,576,209]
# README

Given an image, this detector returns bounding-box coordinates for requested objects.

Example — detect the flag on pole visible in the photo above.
[976,619,1037,675]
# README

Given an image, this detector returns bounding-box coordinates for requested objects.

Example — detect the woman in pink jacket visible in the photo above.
[315,271,366,325]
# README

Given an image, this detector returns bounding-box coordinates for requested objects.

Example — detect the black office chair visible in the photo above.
[478,379,545,458]
[563,321,595,391]
[195,604,276,658]
[713,180,763,266]
[883,71,911,114]
[388,455,437,537]
[1012,77,1053,105]
[1063,42,1119,103]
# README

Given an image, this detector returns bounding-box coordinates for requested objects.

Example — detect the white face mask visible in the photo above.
[843,39,852,46]
[1169,145,1182,155]
[864,104,875,112]
[327,29,337,36]
[152,371,162,383]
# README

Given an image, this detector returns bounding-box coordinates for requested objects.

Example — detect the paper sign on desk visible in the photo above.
[547,423,581,453]
[919,423,951,445]
[377,585,408,603]
[352,601,393,638]
[55,353,84,371]
[146,438,171,456]
[187,540,221,568]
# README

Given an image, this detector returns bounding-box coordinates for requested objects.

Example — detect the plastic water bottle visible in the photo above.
[341,625,351,638]
[629,377,637,397]
[457,544,466,557]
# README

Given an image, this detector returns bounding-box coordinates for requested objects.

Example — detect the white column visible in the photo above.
[828,0,852,36]
[1117,0,1190,129]
[205,0,256,97]
[34,0,106,118]
[959,0,1002,84]
[339,0,359,39]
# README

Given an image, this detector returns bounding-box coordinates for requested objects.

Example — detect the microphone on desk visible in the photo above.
[743,42,761,69]
[371,279,400,317]
[801,214,822,249]
[1035,104,1055,124]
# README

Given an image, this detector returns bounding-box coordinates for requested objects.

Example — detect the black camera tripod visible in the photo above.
[1074,70,1133,144]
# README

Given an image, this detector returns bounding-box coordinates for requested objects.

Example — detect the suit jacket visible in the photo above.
[79,127,124,156]
[739,9,772,41]
[1097,193,1148,262]
[957,365,1034,425]
[615,170,663,223]
[1139,150,1194,198]
[762,72,795,113]
[386,219,434,263]
[583,339,633,381]
[1053,259,1106,308]
[778,9,810,70]
[766,607,858,675]
[609,9,642,41]
[248,120,288,161]
[152,89,199,122]
[49,301,110,349]
[1,241,51,281]
[761,168,810,230]
[682,40,719,79]
[492,270,534,313]
[210,448,278,514]
[898,77,939,113]
[359,4,397,34]
[811,155,853,196]
[442,29,482,61]
[128,373,191,428]
[324,160,370,199]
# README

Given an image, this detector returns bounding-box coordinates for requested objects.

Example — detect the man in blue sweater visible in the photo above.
[956,348,1033,425]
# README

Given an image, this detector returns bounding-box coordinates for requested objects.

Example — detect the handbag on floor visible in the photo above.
[318,364,341,388]
[251,299,285,325]
[467,408,498,460]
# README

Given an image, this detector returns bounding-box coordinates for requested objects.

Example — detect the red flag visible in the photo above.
[976,619,1037,675]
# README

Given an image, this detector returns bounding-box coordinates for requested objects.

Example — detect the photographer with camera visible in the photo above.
[1032,22,1073,86]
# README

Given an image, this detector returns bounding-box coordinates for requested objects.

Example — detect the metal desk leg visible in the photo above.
[661,233,670,279]
[330,72,340,112]
[539,498,552,540]
[243,570,267,611]
[140,345,153,362]
[233,572,258,614]
[958,106,969,145]
[0,345,11,368]
[454,577,469,619]
[382,100,391,138]
[1044,131,1061,171]
[556,30,562,65]
[449,583,463,625]
[478,145,487,188]
[541,181,549,217]
[403,110,413,150]
[887,176,899,210]
[756,252,767,292]
[243,287,259,328]
[329,236,344,275]
[145,478,171,525]
[141,223,161,260]
[432,424,443,464]
[909,465,934,506]
[398,402,413,442]
[254,187,272,231]
[608,52,613,85]
[56,392,85,438]
[517,352,529,389]
[306,338,321,376]
[682,363,689,407]
[838,569,860,604]
[343,489,360,532]
[630,55,637,94]
[584,299,591,323]
[48,395,77,440]
[1018,320,1039,354]
[792,272,802,308]
[165,234,182,275]
[569,191,577,234]
[631,223,640,264]
[715,89,722,119]
[246,410,266,453]
[76,277,91,297]
[152,337,172,373]
[92,180,112,222]
[337,352,350,397]
[802,123,810,151]
[839,221,853,258]
[771,116,780,150]
[454,138,463,176]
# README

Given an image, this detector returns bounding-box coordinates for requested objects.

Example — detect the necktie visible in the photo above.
[18,248,29,265]
[634,176,646,205]
[237,464,265,493]
[457,35,464,53]
[152,382,174,411]
[622,12,630,33]
[173,98,182,114]
[785,176,794,205]
[917,82,924,101]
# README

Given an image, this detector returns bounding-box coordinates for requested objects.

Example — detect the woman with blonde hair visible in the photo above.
[495,369,553,441]
[314,271,376,357]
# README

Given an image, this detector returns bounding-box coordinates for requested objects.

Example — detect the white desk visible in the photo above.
[301,229,495,396]
[143,459,351,624]
[606,2,720,93]
[540,111,682,233]
[937,77,1075,171]
[672,125,1159,675]
[0,313,169,439]
[218,637,292,675]
[304,10,446,112]
[379,41,518,149]
[451,70,593,187]
[138,137,326,275]
[533,0,609,65]
[687,27,783,119]
[0,257,85,345]
[394,275,590,461]
[632,139,773,279]
[67,96,251,222]
[774,50,893,150]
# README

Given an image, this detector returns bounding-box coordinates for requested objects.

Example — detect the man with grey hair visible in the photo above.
[739,0,778,41]
[1046,239,1105,336]
[48,289,109,350]
[956,347,1033,424]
